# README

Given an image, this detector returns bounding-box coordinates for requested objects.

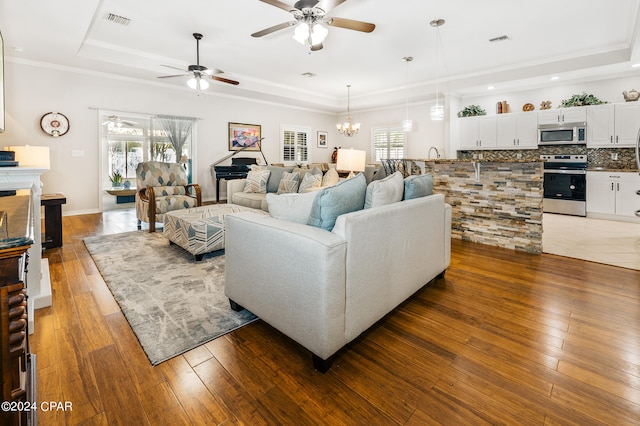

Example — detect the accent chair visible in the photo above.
[135,161,201,232]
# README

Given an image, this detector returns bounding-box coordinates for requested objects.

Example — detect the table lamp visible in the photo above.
[5,145,50,169]
[336,148,366,178]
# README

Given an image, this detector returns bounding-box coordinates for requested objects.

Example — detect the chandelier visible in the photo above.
[336,85,360,137]
[430,19,445,121]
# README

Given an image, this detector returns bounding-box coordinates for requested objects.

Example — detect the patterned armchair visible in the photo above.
[135,161,201,232]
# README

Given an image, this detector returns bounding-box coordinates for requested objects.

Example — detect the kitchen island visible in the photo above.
[416,159,543,254]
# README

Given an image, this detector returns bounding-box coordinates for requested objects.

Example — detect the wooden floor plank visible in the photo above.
[27,210,640,425]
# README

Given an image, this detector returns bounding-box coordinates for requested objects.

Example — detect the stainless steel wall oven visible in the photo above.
[541,154,587,216]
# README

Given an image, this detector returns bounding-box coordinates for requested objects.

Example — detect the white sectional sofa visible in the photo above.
[224,172,452,371]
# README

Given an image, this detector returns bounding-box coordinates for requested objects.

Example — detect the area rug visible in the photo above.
[83,231,257,365]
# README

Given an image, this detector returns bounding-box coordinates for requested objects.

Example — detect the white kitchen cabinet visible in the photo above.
[587,171,640,221]
[538,107,586,125]
[496,112,538,149]
[587,103,640,147]
[459,115,497,149]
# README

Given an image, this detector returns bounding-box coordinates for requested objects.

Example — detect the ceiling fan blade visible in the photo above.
[122,121,138,126]
[157,74,188,79]
[326,17,375,32]
[310,43,323,51]
[258,0,296,12]
[161,64,188,72]
[252,21,297,38]
[211,75,240,86]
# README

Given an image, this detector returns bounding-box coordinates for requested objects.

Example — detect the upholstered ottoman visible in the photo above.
[163,204,268,260]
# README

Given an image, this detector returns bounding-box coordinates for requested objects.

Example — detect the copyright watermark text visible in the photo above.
[2,400,73,412]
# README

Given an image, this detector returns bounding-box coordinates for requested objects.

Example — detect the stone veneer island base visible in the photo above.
[422,159,543,254]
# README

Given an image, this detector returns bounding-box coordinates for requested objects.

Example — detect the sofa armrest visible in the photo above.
[226,179,246,203]
[224,212,348,360]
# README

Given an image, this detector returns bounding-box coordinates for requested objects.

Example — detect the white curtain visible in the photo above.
[156,114,196,162]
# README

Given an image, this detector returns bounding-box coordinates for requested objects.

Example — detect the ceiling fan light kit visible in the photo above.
[253,0,375,51]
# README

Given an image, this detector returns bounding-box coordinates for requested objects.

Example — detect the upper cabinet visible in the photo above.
[538,107,586,125]
[587,103,640,147]
[496,112,538,149]
[459,115,497,150]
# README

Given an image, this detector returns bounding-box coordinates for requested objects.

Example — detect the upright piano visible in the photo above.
[212,157,257,203]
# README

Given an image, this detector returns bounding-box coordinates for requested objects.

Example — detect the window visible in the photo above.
[281,125,310,164]
[372,126,406,161]
[100,111,195,190]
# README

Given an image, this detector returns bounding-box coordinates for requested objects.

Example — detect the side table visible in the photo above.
[41,193,66,249]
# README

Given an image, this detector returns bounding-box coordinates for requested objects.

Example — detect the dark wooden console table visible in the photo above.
[41,193,66,249]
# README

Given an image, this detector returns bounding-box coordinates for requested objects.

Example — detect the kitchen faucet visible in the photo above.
[428,146,441,159]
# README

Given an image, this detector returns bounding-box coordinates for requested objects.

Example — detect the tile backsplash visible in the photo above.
[458,146,637,170]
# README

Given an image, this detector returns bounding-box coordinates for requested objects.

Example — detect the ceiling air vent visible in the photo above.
[489,35,510,43]
[104,13,131,26]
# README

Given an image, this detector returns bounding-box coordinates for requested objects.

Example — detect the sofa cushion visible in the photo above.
[307,173,366,231]
[266,191,318,224]
[276,171,300,194]
[322,167,340,187]
[243,169,270,193]
[299,172,322,193]
[403,174,434,200]
[267,165,294,193]
[231,192,266,210]
[364,171,404,209]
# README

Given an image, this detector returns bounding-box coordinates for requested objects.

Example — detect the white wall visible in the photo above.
[333,101,447,162]
[0,61,337,214]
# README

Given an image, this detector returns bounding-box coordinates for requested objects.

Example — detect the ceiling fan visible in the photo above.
[251,0,375,51]
[157,33,239,90]
[102,115,137,127]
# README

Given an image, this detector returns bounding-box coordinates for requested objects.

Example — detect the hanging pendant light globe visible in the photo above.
[402,56,414,131]
[430,19,445,121]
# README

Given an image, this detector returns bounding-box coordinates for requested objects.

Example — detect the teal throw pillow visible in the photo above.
[403,174,434,200]
[307,173,366,231]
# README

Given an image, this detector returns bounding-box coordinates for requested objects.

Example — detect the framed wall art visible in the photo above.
[228,122,261,151]
[317,131,328,148]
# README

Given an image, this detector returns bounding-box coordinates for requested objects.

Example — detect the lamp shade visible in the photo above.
[336,148,366,173]
[6,145,50,169]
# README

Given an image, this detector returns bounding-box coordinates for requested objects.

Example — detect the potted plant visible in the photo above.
[457,105,487,117]
[559,92,607,107]
[109,171,124,187]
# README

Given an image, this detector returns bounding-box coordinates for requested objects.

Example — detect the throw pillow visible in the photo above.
[371,165,387,181]
[277,171,300,194]
[298,172,322,193]
[364,171,404,209]
[243,169,271,193]
[307,173,367,231]
[266,165,294,193]
[266,191,318,224]
[403,174,434,200]
[322,167,340,187]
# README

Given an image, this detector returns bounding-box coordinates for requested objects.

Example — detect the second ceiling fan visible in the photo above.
[252,0,375,51]
[158,33,239,90]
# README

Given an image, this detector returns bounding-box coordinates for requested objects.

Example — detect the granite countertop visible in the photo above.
[587,167,639,172]
[417,158,544,163]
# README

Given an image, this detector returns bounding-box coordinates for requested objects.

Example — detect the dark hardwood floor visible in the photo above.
[32,209,640,425]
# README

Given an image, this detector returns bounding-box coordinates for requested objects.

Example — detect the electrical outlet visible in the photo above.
[472,153,478,159]
[478,153,484,160]
[611,152,618,160]
[516,153,522,159]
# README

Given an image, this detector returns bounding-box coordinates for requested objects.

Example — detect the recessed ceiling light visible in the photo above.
[632,63,640,68]
[550,76,560,81]
[487,85,495,90]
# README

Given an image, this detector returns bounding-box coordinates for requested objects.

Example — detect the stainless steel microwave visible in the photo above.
[538,122,586,145]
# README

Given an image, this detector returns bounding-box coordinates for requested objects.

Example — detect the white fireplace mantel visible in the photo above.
[0,167,52,332]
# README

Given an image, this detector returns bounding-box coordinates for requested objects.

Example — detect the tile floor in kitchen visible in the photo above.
[542,213,640,271]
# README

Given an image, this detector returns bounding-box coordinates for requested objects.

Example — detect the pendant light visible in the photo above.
[402,56,414,131]
[336,85,360,137]
[430,19,445,121]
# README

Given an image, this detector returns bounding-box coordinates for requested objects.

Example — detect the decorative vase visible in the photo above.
[623,89,640,102]
[123,181,131,189]
[331,147,339,163]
